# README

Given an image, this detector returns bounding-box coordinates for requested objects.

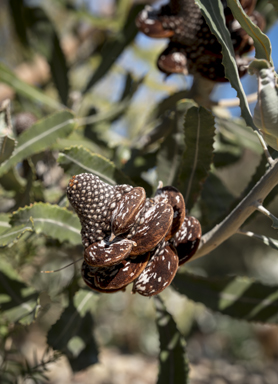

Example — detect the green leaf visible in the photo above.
[178,106,215,212]
[0,223,33,247]
[24,6,69,105]
[0,111,75,177]
[58,146,133,186]
[194,0,258,130]
[0,213,10,233]
[174,271,278,323]
[0,136,16,164]
[0,62,63,110]
[0,268,38,324]
[200,172,235,232]
[227,0,273,64]
[156,114,183,187]
[47,296,98,372]
[10,203,81,245]
[83,4,145,93]
[155,296,189,384]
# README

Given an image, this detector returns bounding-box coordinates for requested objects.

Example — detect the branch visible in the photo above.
[191,158,278,260]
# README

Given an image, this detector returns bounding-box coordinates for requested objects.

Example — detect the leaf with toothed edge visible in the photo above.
[10,203,81,245]
[58,146,133,186]
[155,296,189,384]
[0,111,75,177]
[178,106,215,212]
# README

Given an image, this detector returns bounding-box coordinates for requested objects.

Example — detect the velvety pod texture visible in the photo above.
[67,173,202,296]
[136,0,265,82]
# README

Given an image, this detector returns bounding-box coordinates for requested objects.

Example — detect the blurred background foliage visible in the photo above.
[1,0,278,383]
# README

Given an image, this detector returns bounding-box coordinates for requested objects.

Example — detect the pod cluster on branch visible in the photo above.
[67,174,201,297]
[136,0,265,82]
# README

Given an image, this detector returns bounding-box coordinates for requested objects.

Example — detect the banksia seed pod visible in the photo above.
[154,185,186,240]
[67,173,132,247]
[136,0,263,82]
[172,216,202,265]
[133,241,179,297]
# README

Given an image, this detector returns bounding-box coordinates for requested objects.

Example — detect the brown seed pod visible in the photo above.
[129,202,174,256]
[94,252,150,291]
[81,261,127,293]
[133,242,179,297]
[154,185,186,240]
[136,6,175,38]
[172,216,202,265]
[84,238,135,267]
[111,187,146,240]
[67,173,133,247]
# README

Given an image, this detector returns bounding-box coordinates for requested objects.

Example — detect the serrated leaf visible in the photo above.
[178,106,215,212]
[0,111,75,177]
[155,296,189,384]
[0,269,38,324]
[174,271,278,323]
[24,6,69,105]
[0,213,11,233]
[156,115,184,187]
[47,299,98,371]
[58,146,133,186]
[0,136,16,164]
[194,0,259,131]
[200,172,235,232]
[10,203,81,245]
[0,224,33,247]
[83,4,145,93]
[0,62,63,110]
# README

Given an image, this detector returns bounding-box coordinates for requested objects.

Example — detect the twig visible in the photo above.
[190,158,278,261]
[217,91,258,107]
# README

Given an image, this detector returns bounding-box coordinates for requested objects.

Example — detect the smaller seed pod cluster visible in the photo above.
[67,174,202,297]
[136,0,265,82]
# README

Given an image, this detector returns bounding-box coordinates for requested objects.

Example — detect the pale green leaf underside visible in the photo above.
[195,0,256,130]
[10,203,81,245]
[0,111,75,177]
[174,271,278,323]
[0,222,33,247]
[58,146,133,186]
[227,0,273,64]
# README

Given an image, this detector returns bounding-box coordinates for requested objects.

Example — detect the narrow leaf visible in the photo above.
[83,4,145,93]
[195,0,257,130]
[10,203,81,245]
[174,271,278,323]
[0,222,33,247]
[24,6,69,105]
[227,0,273,64]
[58,146,133,185]
[155,296,189,384]
[47,298,98,371]
[178,106,215,212]
[0,136,16,164]
[0,111,75,177]
[0,62,63,110]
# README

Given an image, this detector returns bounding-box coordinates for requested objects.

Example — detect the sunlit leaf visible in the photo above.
[178,106,215,212]
[174,271,278,323]
[10,203,81,245]
[58,146,133,186]
[0,111,75,177]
